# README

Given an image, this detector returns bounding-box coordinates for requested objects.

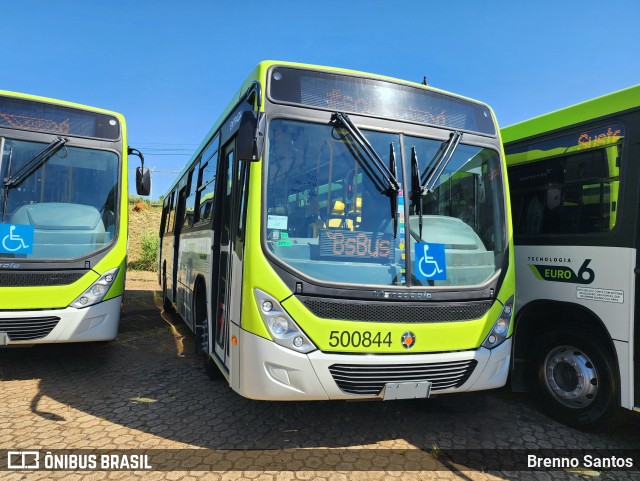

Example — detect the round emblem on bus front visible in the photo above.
[401,331,416,349]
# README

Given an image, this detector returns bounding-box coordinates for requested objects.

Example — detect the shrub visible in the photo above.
[129,231,158,272]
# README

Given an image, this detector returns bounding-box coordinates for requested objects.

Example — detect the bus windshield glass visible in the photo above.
[409,137,506,286]
[1,138,119,260]
[264,119,506,287]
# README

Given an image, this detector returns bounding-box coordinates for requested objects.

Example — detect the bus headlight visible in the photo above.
[71,268,119,309]
[254,289,317,354]
[481,296,514,349]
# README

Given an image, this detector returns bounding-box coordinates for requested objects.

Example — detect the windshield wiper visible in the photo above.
[411,131,462,238]
[421,131,462,193]
[3,136,68,189]
[410,146,424,238]
[2,136,68,222]
[389,143,399,237]
[330,112,400,236]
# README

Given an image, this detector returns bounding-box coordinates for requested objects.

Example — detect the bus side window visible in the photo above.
[509,134,622,237]
[166,191,176,234]
[198,151,218,224]
[183,169,196,229]
[160,197,169,235]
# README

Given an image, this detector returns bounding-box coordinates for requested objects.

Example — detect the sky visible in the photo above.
[3,0,639,199]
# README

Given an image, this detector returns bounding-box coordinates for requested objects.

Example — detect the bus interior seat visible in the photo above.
[327,200,351,230]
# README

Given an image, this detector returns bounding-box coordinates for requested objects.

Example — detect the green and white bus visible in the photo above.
[503,85,640,428]
[160,61,514,401]
[0,91,149,345]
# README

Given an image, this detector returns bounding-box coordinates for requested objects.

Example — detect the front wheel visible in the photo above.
[534,331,619,430]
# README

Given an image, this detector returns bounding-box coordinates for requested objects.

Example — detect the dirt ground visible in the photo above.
[126,269,159,291]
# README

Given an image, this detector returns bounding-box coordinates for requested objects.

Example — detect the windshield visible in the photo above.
[264,119,505,288]
[409,137,505,286]
[0,138,119,260]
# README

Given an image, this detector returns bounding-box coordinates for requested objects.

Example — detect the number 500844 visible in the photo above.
[328,330,392,348]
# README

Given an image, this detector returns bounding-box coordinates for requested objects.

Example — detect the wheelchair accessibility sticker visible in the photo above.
[415,242,446,281]
[0,224,34,254]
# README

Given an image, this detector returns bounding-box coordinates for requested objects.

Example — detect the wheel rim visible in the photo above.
[543,345,598,408]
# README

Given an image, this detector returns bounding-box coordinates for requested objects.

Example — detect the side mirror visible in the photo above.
[237,111,261,162]
[129,147,151,196]
[136,167,151,196]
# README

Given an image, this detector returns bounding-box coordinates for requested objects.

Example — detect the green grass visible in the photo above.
[128,231,159,271]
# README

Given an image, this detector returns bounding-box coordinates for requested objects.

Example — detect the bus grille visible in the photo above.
[0,271,85,287]
[299,297,492,323]
[0,317,60,341]
[328,360,478,396]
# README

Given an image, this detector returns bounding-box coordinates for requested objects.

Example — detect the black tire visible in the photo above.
[533,330,619,430]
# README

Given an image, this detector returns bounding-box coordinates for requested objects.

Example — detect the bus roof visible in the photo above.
[501,85,640,144]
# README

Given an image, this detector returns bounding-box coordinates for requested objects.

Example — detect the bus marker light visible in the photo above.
[70,267,119,309]
[89,284,108,297]
[254,288,317,354]
[231,336,238,346]
[481,296,514,349]
[271,317,289,335]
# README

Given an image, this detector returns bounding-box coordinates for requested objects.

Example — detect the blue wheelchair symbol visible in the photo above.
[0,224,34,254]
[415,242,446,281]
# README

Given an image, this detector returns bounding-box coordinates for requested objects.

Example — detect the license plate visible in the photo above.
[0,332,8,346]
[383,381,431,400]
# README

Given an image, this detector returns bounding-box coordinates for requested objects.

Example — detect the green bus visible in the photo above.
[503,85,640,428]
[160,61,514,401]
[0,90,149,345]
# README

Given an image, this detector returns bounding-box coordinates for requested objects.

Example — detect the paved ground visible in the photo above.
[1,271,639,481]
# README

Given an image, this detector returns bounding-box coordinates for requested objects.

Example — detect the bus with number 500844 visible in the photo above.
[159,61,514,401]
[0,91,150,345]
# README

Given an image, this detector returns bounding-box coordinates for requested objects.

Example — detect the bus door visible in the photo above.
[170,185,187,303]
[161,191,176,302]
[211,142,241,370]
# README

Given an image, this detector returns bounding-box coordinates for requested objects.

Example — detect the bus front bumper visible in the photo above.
[0,296,122,345]
[236,329,511,401]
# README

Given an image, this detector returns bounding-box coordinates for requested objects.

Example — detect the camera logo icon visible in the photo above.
[7,451,40,470]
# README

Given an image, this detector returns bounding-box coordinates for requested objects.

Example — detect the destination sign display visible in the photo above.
[506,124,624,158]
[0,95,120,140]
[268,67,496,136]
[319,229,394,263]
